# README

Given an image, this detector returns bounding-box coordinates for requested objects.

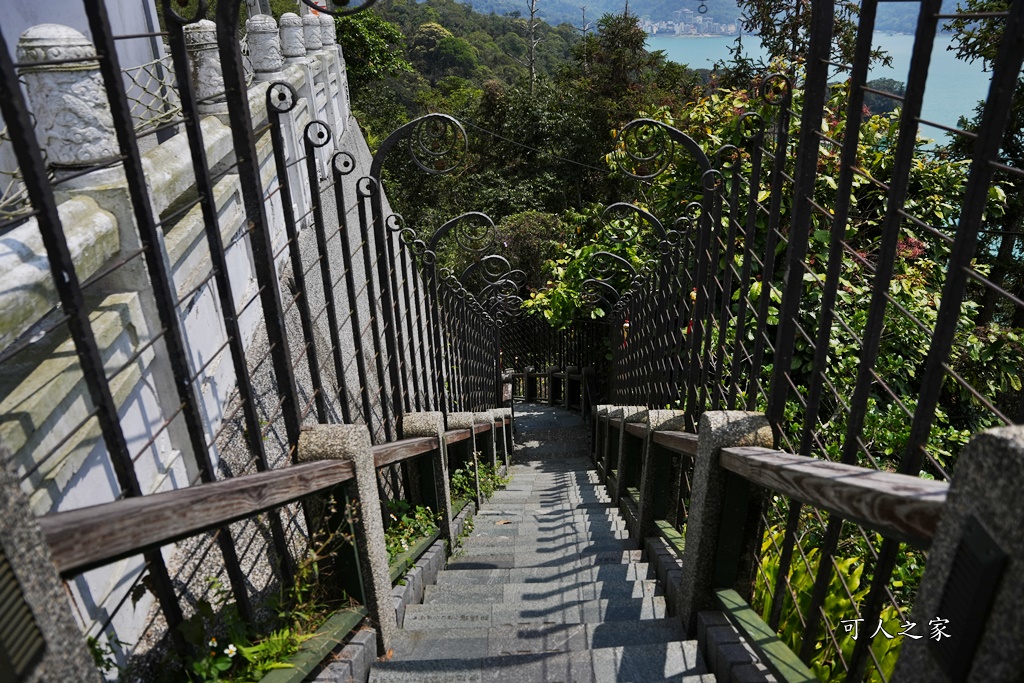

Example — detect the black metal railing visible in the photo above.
[513,0,1024,679]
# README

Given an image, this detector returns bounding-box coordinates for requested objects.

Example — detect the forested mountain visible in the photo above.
[456,0,960,33]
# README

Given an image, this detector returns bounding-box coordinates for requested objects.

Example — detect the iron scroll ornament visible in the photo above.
[613,118,714,182]
[299,0,379,17]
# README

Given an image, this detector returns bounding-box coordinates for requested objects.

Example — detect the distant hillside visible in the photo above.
[464,0,961,33]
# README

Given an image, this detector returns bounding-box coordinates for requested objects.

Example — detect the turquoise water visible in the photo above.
[647,33,992,136]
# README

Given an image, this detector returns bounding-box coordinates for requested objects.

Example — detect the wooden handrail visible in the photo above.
[653,431,698,456]
[41,418,512,577]
[373,436,438,469]
[624,422,646,439]
[719,446,948,546]
[39,459,355,576]
[445,428,472,445]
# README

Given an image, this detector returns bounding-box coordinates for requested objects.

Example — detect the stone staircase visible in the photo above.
[369,406,714,682]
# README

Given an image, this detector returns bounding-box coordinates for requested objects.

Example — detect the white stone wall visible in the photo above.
[0,15,371,667]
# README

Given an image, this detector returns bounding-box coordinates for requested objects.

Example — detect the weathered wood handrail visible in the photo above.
[372,436,438,469]
[719,446,948,546]
[621,421,699,457]
[39,459,356,576]
[41,419,510,578]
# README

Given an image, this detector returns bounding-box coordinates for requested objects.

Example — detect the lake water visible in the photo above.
[647,33,992,138]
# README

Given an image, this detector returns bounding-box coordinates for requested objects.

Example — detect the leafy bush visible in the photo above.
[384,500,439,562]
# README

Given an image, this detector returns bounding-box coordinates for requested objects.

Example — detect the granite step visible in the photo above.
[434,563,654,585]
[369,641,712,682]
[463,530,631,545]
[422,579,661,605]
[401,595,667,630]
[446,549,643,570]
[389,618,686,659]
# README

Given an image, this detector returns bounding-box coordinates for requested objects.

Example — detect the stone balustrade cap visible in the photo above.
[17,24,96,72]
[447,412,476,430]
[320,14,337,45]
[246,13,278,32]
[279,12,302,27]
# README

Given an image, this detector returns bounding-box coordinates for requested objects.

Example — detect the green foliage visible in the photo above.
[151,500,359,682]
[384,500,439,562]
[753,523,903,682]
[449,465,475,501]
[862,78,906,117]
[450,455,509,501]
[335,13,413,89]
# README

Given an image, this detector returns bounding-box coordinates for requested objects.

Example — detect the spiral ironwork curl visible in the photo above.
[299,0,379,17]
[701,169,724,192]
[589,251,637,282]
[304,120,332,149]
[601,202,668,245]
[370,114,468,183]
[715,144,741,171]
[614,118,713,181]
[332,151,356,176]
[384,213,407,234]
[162,0,207,25]
[760,73,793,107]
[738,112,766,142]
[267,81,298,115]
[427,212,497,255]
[356,176,378,200]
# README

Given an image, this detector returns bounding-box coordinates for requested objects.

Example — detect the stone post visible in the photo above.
[0,451,101,682]
[474,411,497,470]
[891,425,1024,682]
[607,405,646,505]
[546,365,559,407]
[297,424,396,655]
[302,13,323,54]
[402,412,455,548]
[319,13,349,129]
[448,412,483,507]
[183,20,226,116]
[636,410,688,542]
[245,14,284,81]
[593,404,613,472]
[564,365,579,410]
[677,411,773,636]
[16,24,118,175]
[279,13,306,64]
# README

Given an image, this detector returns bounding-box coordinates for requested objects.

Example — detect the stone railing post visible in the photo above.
[245,14,283,81]
[16,24,119,175]
[593,404,613,471]
[0,449,102,681]
[305,13,340,159]
[636,410,688,542]
[607,405,646,504]
[402,412,454,548]
[183,20,226,116]
[475,411,498,469]
[297,424,396,655]
[447,412,483,507]
[302,13,323,55]
[677,411,773,635]
[320,13,350,128]
[892,425,1024,682]
[279,13,305,64]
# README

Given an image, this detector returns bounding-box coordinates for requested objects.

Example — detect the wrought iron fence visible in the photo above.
[514,0,1024,679]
